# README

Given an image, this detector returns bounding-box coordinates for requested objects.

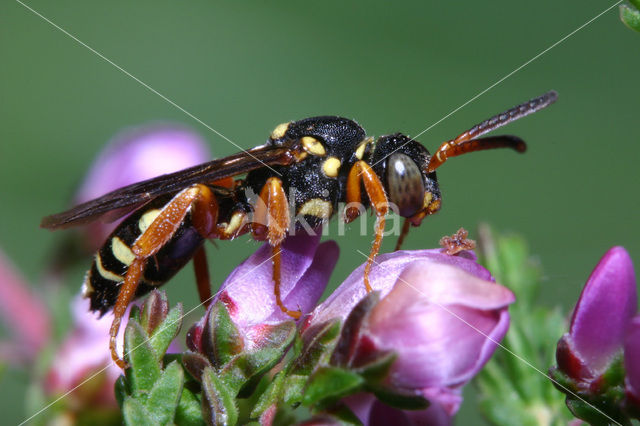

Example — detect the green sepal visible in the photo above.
[123,397,160,426]
[309,403,363,426]
[203,302,244,369]
[182,351,211,383]
[114,375,128,408]
[294,319,342,376]
[175,384,204,426]
[601,355,626,389]
[621,3,640,32]
[353,351,396,384]
[145,360,184,424]
[548,366,577,394]
[565,396,631,426]
[302,366,364,407]
[149,303,183,361]
[331,292,379,367]
[129,305,142,324]
[124,319,162,395]
[202,366,239,426]
[369,385,429,410]
[140,290,169,336]
[220,321,297,396]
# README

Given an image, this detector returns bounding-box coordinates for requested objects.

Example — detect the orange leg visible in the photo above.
[110,184,218,368]
[272,244,301,319]
[109,258,145,369]
[193,246,212,308]
[346,161,389,293]
[252,177,300,319]
[395,218,411,251]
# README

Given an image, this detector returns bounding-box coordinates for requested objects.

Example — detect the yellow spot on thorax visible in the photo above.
[322,156,341,177]
[301,136,327,156]
[221,212,246,237]
[271,122,291,139]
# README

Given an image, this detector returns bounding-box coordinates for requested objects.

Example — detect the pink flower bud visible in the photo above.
[309,249,513,421]
[188,233,339,351]
[557,247,637,381]
[625,316,640,404]
[364,260,513,390]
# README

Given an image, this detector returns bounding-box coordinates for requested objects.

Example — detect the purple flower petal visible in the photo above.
[625,316,640,399]
[309,249,492,326]
[210,233,338,350]
[343,388,460,426]
[366,261,513,388]
[569,247,637,374]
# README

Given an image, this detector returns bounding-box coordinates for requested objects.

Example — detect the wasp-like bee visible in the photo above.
[42,91,557,367]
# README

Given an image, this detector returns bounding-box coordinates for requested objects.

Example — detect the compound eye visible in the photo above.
[386,153,425,217]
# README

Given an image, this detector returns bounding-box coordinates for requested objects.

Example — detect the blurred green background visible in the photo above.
[1,0,639,424]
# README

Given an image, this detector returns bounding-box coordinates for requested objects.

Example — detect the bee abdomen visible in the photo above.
[83,204,204,315]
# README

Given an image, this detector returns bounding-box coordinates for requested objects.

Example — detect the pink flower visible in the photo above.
[308,249,514,423]
[44,295,125,407]
[187,232,339,352]
[74,123,210,249]
[625,316,640,406]
[556,247,637,382]
[0,250,50,364]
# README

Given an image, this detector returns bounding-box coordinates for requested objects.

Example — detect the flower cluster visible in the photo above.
[18,121,640,425]
[551,246,640,423]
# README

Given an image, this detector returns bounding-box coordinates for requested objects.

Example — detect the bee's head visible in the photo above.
[370,133,441,226]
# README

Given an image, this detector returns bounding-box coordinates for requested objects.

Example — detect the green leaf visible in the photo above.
[282,374,307,406]
[302,366,364,407]
[475,225,574,426]
[146,361,185,424]
[123,397,160,426]
[621,4,640,33]
[202,366,239,426]
[251,371,287,419]
[149,304,183,360]
[175,386,204,426]
[124,319,162,395]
